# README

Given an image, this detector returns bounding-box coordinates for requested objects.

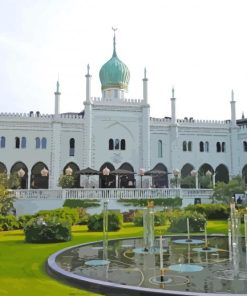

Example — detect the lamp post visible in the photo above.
[103,166,110,188]
[17,168,25,178]
[65,166,73,176]
[41,167,49,177]
[173,169,180,188]
[139,168,145,188]
[191,169,198,189]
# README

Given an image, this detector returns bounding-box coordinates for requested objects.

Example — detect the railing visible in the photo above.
[13,188,213,200]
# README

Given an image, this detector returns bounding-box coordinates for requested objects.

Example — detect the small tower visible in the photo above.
[54,80,61,118]
[143,67,148,104]
[171,87,176,124]
[85,64,92,102]
[230,90,237,127]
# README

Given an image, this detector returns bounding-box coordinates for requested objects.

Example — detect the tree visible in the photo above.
[0,173,17,215]
[213,176,246,204]
[58,175,75,188]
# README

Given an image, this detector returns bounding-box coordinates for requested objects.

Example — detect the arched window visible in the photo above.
[243,141,247,152]
[35,137,40,149]
[109,139,114,150]
[205,141,209,152]
[120,139,126,150]
[216,142,221,152]
[21,137,26,148]
[158,140,163,158]
[222,142,226,152]
[15,137,20,149]
[0,136,5,148]
[69,138,75,156]
[41,137,47,149]
[182,141,187,151]
[199,141,204,152]
[115,139,119,150]
[188,141,192,151]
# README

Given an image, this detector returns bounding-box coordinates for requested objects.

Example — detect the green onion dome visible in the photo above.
[99,34,130,91]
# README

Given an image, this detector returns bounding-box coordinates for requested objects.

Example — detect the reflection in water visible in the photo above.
[54,236,247,294]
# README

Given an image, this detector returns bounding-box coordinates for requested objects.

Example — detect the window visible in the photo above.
[158,140,163,158]
[0,136,5,148]
[199,141,204,152]
[21,137,26,148]
[69,138,75,156]
[205,141,209,152]
[216,142,221,152]
[35,137,40,149]
[109,139,114,150]
[115,139,119,150]
[244,141,247,152]
[15,137,20,149]
[182,141,187,151]
[188,141,192,151]
[41,137,47,149]
[222,142,226,152]
[120,139,126,150]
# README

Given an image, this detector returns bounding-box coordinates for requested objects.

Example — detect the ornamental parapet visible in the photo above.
[91,97,143,105]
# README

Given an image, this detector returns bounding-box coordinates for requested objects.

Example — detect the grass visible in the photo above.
[0,220,235,296]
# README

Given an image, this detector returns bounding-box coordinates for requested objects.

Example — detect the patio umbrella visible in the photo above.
[110,169,136,188]
[77,167,100,187]
[144,169,167,176]
[78,167,100,175]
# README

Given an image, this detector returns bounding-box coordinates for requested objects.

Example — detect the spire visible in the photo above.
[144,67,147,79]
[112,27,117,57]
[231,89,235,101]
[172,87,175,98]
[56,80,60,93]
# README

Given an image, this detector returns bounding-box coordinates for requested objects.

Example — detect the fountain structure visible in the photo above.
[47,200,247,295]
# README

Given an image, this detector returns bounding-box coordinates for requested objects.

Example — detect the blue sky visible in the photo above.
[0,0,247,120]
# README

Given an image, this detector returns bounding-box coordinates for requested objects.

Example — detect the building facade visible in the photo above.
[0,33,247,190]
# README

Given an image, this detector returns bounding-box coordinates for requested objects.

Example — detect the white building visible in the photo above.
[1,32,247,190]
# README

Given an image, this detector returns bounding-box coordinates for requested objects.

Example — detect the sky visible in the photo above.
[0,0,247,120]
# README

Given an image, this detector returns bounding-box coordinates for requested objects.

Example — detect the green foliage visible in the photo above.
[168,211,206,233]
[58,174,75,188]
[0,214,19,231]
[24,216,71,243]
[63,198,100,208]
[185,204,229,220]
[0,173,18,215]
[213,176,246,204]
[180,176,195,188]
[17,214,33,228]
[118,197,182,209]
[34,208,80,225]
[87,211,123,231]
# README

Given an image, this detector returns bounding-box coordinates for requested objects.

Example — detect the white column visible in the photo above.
[50,122,61,188]
[230,90,239,177]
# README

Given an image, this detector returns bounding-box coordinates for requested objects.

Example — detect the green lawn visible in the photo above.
[0,221,231,296]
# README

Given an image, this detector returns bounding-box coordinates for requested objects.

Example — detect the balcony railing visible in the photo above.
[13,188,213,201]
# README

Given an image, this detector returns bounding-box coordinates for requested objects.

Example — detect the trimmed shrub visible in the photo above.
[24,216,71,243]
[87,211,123,231]
[168,211,206,233]
[0,214,19,231]
[34,208,80,225]
[63,199,100,209]
[185,204,229,220]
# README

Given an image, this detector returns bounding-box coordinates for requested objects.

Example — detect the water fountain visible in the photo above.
[47,201,247,295]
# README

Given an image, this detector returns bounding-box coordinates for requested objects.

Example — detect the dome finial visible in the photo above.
[112,27,118,57]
